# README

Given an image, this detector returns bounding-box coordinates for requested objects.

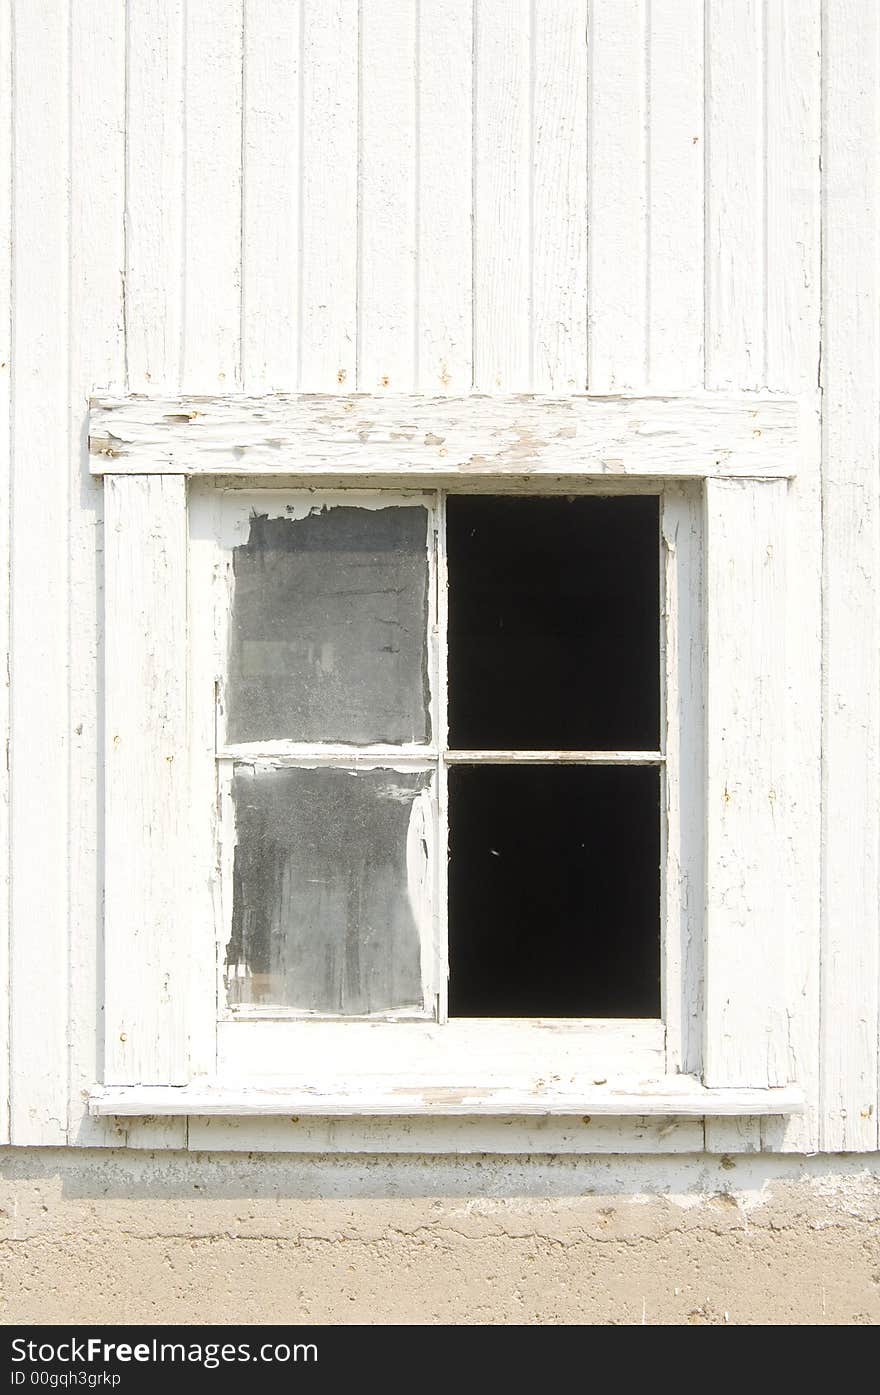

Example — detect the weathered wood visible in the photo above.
[182,0,243,391]
[760,0,823,1155]
[703,476,789,1090]
[66,0,127,1148]
[819,0,880,1153]
[532,1,588,392]
[587,0,648,389]
[299,0,357,391]
[0,0,10,1144]
[104,476,189,1084]
[241,0,300,392]
[125,0,185,390]
[473,1,531,391]
[705,0,764,390]
[91,1079,804,1119]
[358,0,416,394]
[89,392,799,477]
[646,1,704,389]
[218,1017,664,1078]
[660,486,705,1078]
[9,0,70,1145]
[186,1114,706,1155]
[418,1,473,394]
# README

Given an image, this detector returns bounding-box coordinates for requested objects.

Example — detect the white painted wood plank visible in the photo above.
[765,0,821,394]
[182,0,243,390]
[187,1114,705,1154]
[104,476,189,1085]
[241,0,300,391]
[704,0,764,388]
[819,0,880,1152]
[645,0,703,389]
[121,0,189,1152]
[357,0,416,392]
[124,0,185,390]
[90,1079,805,1119]
[531,0,587,392]
[89,391,800,477]
[587,0,648,390]
[66,0,127,1148]
[299,0,358,391]
[703,477,789,1091]
[0,0,10,1144]
[661,486,704,1079]
[416,0,472,393]
[218,1018,664,1081]
[760,0,822,1155]
[473,0,530,390]
[8,0,70,1145]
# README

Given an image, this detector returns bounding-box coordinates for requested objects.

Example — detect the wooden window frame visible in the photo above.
[88,392,806,1125]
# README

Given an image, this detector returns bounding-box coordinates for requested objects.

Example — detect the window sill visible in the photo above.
[89,1077,804,1119]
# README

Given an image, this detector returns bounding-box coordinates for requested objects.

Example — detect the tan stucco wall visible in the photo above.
[1,1150,878,1325]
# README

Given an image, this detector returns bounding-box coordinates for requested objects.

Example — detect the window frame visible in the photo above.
[89,391,806,1124]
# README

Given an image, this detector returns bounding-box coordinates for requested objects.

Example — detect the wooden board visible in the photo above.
[103,476,189,1085]
[89,392,800,478]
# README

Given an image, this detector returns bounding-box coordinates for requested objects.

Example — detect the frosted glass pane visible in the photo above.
[226,504,430,744]
[226,765,431,1014]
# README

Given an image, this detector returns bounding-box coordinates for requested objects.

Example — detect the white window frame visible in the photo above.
[88,392,806,1125]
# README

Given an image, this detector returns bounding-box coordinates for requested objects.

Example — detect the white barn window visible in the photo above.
[88,392,805,1127]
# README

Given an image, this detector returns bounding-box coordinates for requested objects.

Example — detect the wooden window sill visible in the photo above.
[90,1077,804,1119]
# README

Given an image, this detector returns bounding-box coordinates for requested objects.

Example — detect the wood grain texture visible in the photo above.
[704,0,764,389]
[104,476,189,1085]
[646,0,703,389]
[473,0,530,391]
[299,0,357,391]
[9,0,70,1145]
[358,0,416,393]
[241,0,300,391]
[531,1,587,392]
[124,0,185,390]
[90,1079,804,1119]
[761,0,822,1154]
[0,0,10,1143]
[587,0,648,390]
[66,0,127,1147]
[182,0,243,391]
[661,486,704,1079]
[703,477,789,1091]
[819,0,880,1152]
[89,391,799,477]
[186,1113,706,1154]
[416,0,473,394]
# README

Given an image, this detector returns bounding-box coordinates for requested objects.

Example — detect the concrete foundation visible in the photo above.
[1,1150,878,1325]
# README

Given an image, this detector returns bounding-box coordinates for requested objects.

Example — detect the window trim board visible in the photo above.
[96,392,800,1117]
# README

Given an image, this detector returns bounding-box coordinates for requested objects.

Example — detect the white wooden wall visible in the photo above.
[0,0,876,1154]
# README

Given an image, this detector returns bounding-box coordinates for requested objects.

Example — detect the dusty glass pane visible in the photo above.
[226,504,430,744]
[226,764,431,1014]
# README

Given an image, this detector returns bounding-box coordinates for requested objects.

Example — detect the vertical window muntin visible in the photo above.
[214,487,664,1025]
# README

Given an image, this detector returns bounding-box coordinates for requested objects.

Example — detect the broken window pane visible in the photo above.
[448,764,660,1017]
[446,495,660,750]
[226,504,430,745]
[226,764,431,1014]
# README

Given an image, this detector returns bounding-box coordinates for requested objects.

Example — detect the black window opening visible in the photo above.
[446,495,661,1019]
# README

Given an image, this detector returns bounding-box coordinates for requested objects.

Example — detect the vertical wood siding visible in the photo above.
[0,0,875,1153]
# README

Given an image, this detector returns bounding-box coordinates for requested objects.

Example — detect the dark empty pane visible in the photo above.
[227,504,430,744]
[448,765,659,1017]
[447,496,659,750]
[226,765,430,1013]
